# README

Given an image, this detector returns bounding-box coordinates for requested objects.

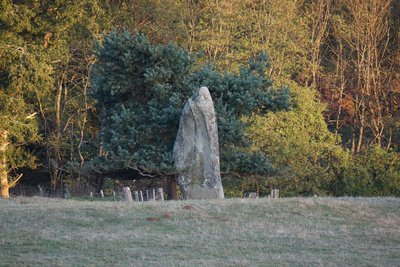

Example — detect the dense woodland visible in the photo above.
[1,0,400,198]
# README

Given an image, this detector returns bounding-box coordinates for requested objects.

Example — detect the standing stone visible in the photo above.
[173,86,224,199]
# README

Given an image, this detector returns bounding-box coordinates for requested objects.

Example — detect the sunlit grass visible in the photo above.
[1,197,399,266]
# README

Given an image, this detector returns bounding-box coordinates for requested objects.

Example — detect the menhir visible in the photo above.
[173,86,224,199]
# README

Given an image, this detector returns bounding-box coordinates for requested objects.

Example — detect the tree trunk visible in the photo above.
[168,176,178,200]
[96,175,105,193]
[50,73,64,190]
[0,131,9,198]
[334,41,345,140]
[310,0,331,87]
[187,0,197,53]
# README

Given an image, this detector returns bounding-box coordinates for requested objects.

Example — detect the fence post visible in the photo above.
[157,188,164,201]
[122,187,133,202]
[270,189,279,199]
[64,188,71,199]
[99,190,104,199]
[134,191,139,201]
[37,185,44,197]
[140,191,144,202]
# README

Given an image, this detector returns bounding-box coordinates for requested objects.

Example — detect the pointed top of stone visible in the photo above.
[192,86,212,102]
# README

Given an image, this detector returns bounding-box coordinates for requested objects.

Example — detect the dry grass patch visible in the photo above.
[0,197,399,266]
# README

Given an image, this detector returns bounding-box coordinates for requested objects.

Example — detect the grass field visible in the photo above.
[0,197,399,266]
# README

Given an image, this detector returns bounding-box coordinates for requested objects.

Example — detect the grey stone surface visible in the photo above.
[173,87,224,199]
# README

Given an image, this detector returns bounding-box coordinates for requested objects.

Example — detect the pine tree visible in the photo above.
[92,32,290,188]
[92,32,194,175]
[0,2,45,196]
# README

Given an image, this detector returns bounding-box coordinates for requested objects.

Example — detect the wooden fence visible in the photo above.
[9,184,165,202]
[243,189,280,199]
[10,184,278,200]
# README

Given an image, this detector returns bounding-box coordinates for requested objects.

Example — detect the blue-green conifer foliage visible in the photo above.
[92,32,289,176]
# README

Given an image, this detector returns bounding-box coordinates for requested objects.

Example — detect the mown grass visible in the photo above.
[1,197,399,266]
